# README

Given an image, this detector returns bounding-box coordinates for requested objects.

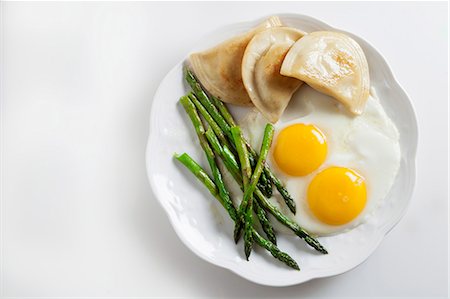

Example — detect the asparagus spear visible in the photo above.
[205,122,326,254]
[231,127,252,190]
[204,125,327,253]
[231,126,253,260]
[205,128,239,178]
[265,170,296,214]
[253,199,277,245]
[174,152,299,270]
[211,95,236,127]
[205,128,276,244]
[254,188,328,254]
[188,92,232,152]
[242,124,274,215]
[243,124,275,247]
[185,68,298,212]
[256,163,273,198]
[179,95,239,229]
[243,204,253,259]
[210,95,272,195]
[175,152,216,195]
[187,83,270,197]
[185,68,232,139]
[252,229,298,270]
[234,124,274,255]
[185,68,273,199]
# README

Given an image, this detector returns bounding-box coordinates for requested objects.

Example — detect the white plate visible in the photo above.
[145,14,418,286]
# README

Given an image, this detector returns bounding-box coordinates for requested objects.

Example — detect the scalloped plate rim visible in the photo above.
[145,13,418,286]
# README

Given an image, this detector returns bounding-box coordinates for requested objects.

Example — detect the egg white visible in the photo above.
[239,85,401,236]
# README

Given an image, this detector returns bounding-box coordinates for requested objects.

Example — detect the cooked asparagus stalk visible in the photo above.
[251,229,299,270]
[211,95,236,127]
[243,204,253,260]
[254,189,328,254]
[188,92,232,152]
[205,128,276,244]
[265,170,296,214]
[253,199,277,245]
[185,68,298,212]
[206,129,326,252]
[242,124,274,215]
[210,95,271,194]
[244,124,275,247]
[179,95,239,230]
[231,127,252,195]
[185,68,273,199]
[174,152,299,270]
[174,152,216,195]
[255,162,273,198]
[188,86,270,197]
[204,120,326,254]
[234,124,275,257]
[185,68,232,139]
[231,126,253,259]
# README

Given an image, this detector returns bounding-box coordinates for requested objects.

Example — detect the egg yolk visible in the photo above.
[307,167,367,226]
[273,123,327,176]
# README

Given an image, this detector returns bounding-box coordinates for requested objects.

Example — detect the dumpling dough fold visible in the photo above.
[281,31,370,115]
[242,27,305,122]
[189,16,283,106]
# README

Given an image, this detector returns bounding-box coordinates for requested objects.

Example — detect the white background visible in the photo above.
[1,2,448,298]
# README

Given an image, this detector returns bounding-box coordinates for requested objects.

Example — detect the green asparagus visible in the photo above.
[185,68,273,199]
[231,126,253,259]
[252,229,299,270]
[188,92,232,153]
[205,128,276,244]
[242,124,274,215]
[204,120,327,254]
[185,68,232,139]
[177,58,334,271]
[211,95,236,127]
[179,96,238,228]
[253,199,277,245]
[254,188,328,254]
[175,152,216,196]
[185,68,298,212]
[204,119,326,254]
[174,152,299,270]
[231,126,252,189]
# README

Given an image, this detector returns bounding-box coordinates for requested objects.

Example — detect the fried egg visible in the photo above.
[240,85,400,236]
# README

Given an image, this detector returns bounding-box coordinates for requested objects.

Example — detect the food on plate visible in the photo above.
[231,125,275,260]
[241,27,305,122]
[175,153,300,270]
[204,125,275,246]
[189,16,282,106]
[185,69,295,213]
[174,17,400,269]
[177,70,328,270]
[280,31,370,115]
[307,167,366,226]
[272,123,327,176]
[241,86,400,235]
